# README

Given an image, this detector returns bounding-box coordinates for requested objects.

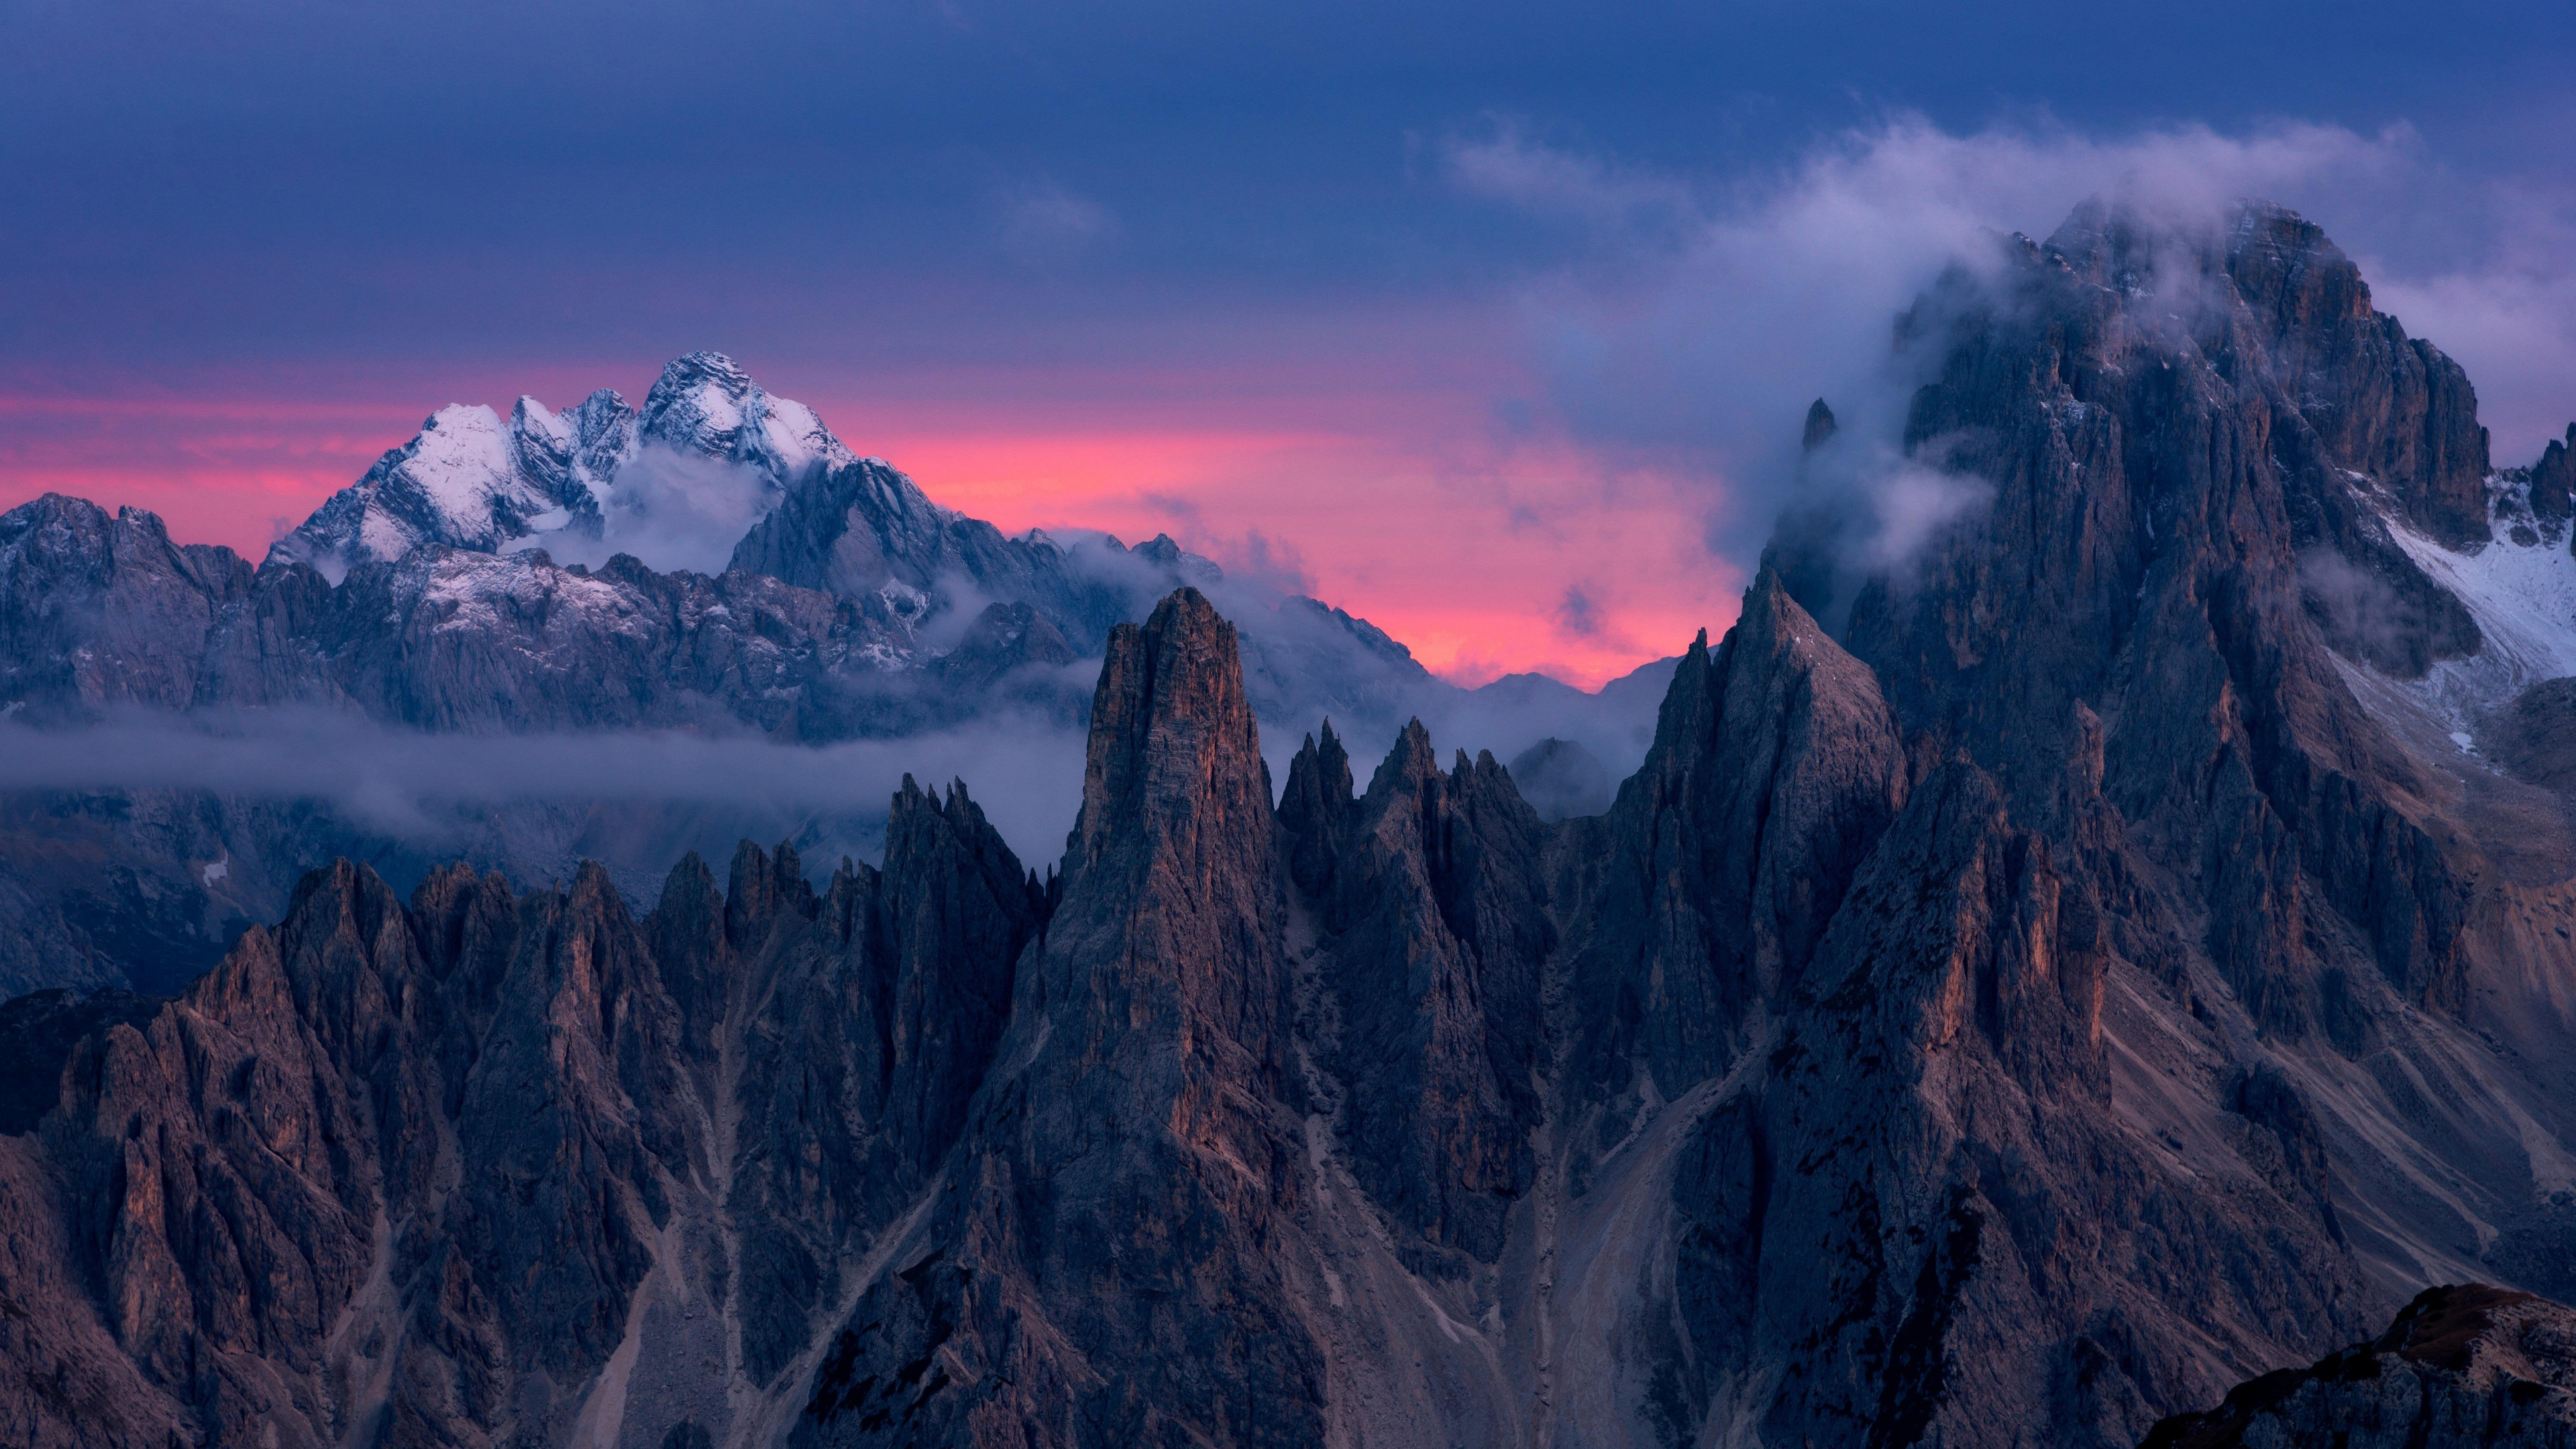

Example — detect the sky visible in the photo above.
[5,1,2575,686]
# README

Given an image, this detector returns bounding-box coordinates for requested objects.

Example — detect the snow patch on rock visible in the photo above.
[2383,505,2576,734]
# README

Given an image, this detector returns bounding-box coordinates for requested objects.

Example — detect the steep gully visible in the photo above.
[5,197,2576,1446]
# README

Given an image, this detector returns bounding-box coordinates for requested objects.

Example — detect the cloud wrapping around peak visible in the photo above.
[521,443,783,576]
[1441,115,2471,570]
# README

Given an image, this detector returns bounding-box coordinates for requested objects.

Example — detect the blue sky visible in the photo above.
[5,0,2573,680]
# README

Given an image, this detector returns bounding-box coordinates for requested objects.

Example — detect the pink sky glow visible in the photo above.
[0,364,1746,689]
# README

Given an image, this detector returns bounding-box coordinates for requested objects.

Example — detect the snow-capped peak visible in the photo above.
[266,402,597,582]
[266,354,855,580]
[640,352,759,455]
[405,405,518,521]
[511,396,571,451]
[760,394,858,477]
[639,350,856,480]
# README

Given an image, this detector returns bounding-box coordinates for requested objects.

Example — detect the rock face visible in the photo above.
[2494,676,2576,796]
[0,986,160,1134]
[9,197,2576,1449]
[0,494,961,732]
[0,786,1042,1448]
[798,587,1316,1446]
[2144,1285,2576,1447]
[1289,718,1551,1267]
[727,458,1167,655]
[2530,424,2576,525]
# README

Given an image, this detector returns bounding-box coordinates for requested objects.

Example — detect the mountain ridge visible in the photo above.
[4,195,2576,1446]
[0,388,1666,1000]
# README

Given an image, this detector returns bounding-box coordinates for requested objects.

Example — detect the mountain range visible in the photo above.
[2,197,2576,1446]
[0,354,1664,1000]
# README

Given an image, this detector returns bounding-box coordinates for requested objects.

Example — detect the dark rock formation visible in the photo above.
[1766,399,1857,621]
[798,586,1313,1446]
[0,493,255,714]
[2534,423,2576,525]
[2215,204,2491,549]
[1848,199,2477,1034]
[0,784,1043,1446]
[1289,720,1551,1267]
[0,986,160,1134]
[2143,1285,2576,1447]
[9,196,2576,1449]
[1803,396,1839,451]
[2493,676,2576,796]
[1506,735,1613,820]
[1562,570,1907,1095]
[0,558,2567,1447]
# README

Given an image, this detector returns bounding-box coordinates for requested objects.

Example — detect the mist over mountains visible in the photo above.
[7,193,2576,1448]
[0,352,1665,997]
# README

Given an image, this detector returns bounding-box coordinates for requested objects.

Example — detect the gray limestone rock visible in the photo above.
[798,586,1317,1448]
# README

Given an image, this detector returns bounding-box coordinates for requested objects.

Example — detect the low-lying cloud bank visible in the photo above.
[0,613,1669,887]
[0,708,1091,873]
[0,644,1676,891]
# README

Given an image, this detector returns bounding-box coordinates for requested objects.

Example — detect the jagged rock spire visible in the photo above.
[2532,422,2576,523]
[1563,566,1907,1094]
[1802,396,1838,451]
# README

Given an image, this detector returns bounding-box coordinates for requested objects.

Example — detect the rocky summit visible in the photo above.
[5,197,2576,1448]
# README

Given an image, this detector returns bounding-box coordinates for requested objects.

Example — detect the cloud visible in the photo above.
[523,443,782,576]
[1444,119,1697,240]
[2370,188,2576,462]
[998,179,1120,256]
[1205,529,1317,598]
[1450,115,2425,576]
[1553,583,1603,639]
[0,708,1089,873]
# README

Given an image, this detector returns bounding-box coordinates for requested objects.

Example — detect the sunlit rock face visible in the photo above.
[10,199,2576,1448]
